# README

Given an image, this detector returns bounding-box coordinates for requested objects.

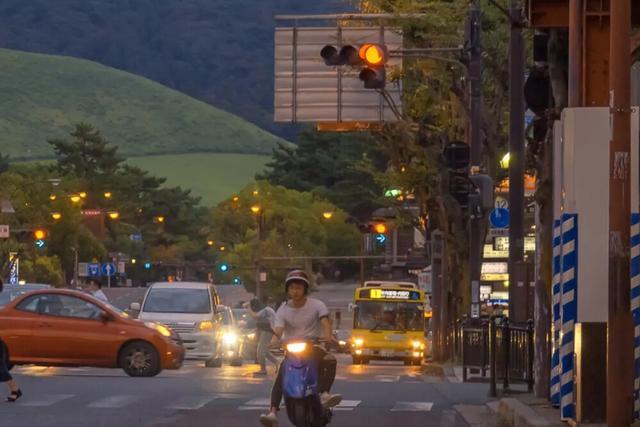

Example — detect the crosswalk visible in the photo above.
[10,393,435,413]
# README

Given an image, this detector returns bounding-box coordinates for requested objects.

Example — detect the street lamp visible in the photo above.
[108,211,120,220]
[232,195,240,202]
[51,212,62,221]
[49,194,57,201]
[250,205,261,214]
[79,192,87,199]
[219,245,226,252]
[103,191,112,199]
[154,216,165,223]
[500,152,510,169]
[322,211,334,220]
[207,240,214,246]
[70,194,82,203]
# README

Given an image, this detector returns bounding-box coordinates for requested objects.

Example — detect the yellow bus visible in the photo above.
[350,281,427,365]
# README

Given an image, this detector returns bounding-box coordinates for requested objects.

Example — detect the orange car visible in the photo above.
[0,289,184,377]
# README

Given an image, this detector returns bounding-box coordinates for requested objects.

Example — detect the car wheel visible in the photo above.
[205,357,222,368]
[119,341,161,377]
[230,357,243,367]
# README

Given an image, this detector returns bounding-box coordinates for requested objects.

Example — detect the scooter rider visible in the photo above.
[259,270,342,427]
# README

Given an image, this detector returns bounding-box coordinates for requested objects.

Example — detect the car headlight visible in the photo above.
[198,320,214,332]
[247,332,256,340]
[286,342,307,353]
[222,332,238,345]
[145,322,172,338]
[353,338,364,347]
[339,340,346,346]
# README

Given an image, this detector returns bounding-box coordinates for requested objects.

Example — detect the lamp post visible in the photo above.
[251,205,264,300]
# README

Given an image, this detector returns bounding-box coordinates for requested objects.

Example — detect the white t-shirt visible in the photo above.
[92,289,108,302]
[257,306,277,330]
[274,297,329,340]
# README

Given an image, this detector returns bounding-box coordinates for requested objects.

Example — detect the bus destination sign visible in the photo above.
[361,289,421,300]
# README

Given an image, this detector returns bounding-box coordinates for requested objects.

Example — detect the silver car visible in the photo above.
[133,282,222,366]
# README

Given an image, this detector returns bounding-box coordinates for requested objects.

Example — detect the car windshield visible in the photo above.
[232,309,256,330]
[143,288,211,314]
[354,301,424,332]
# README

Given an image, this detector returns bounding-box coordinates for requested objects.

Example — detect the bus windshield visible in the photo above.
[354,301,424,332]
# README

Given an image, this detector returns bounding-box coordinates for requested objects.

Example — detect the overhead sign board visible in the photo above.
[274,26,403,123]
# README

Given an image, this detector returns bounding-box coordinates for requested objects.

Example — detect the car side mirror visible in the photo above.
[100,311,111,322]
[130,302,141,311]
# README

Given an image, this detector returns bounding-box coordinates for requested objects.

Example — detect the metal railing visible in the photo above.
[456,316,534,396]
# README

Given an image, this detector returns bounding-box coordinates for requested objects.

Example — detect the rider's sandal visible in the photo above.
[7,389,22,402]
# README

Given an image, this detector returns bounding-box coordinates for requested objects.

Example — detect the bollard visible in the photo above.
[527,319,534,392]
[489,316,497,397]
[503,317,510,391]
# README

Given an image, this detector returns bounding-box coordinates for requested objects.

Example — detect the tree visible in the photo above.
[259,128,388,221]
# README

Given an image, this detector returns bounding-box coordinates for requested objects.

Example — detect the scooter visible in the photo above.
[282,340,333,427]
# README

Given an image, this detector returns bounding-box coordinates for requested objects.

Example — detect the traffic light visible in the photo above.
[369,221,388,246]
[449,171,471,209]
[320,43,388,89]
[373,222,388,234]
[443,141,470,171]
[144,262,152,270]
[33,228,47,249]
[358,44,387,89]
[232,277,241,285]
[218,263,230,273]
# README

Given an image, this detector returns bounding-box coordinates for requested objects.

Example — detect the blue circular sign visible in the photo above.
[489,208,510,229]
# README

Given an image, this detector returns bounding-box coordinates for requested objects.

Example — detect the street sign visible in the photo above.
[88,263,100,277]
[494,196,508,209]
[8,252,18,285]
[78,263,89,277]
[260,272,268,283]
[130,234,143,242]
[0,225,9,238]
[35,239,46,249]
[375,233,387,245]
[274,26,402,123]
[117,261,126,274]
[101,263,116,277]
[489,228,509,237]
[489,208,510,228]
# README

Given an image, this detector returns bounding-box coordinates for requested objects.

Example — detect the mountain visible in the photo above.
[0,0,354,140]
[0,48,285,159]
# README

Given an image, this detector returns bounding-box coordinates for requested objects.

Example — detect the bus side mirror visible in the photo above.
[348,303,355,313]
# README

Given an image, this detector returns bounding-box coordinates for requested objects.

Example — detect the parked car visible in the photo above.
[133,282,225,367]
[0,289,184,377]
[333,329,351,353]
[0,283,51,308]
[232,308,258,362]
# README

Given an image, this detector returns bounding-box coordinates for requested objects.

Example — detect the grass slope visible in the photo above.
[127,153,269,204]
[0,48,285,159]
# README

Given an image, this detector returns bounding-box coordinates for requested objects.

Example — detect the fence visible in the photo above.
[453,316,534,396]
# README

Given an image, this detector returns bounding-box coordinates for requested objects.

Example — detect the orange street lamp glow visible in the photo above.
[323,212,334,220]
[374,223,387,234]
[70,195,81,203]
[108,211,120,220]
[232,196,240,202]
[207,240,214,246]
[49,194,57,201]
[219,246,226,252]
[250,205,261,214]
[104,192,112,199]
[155,216,165,223]
[252,190,259,196]
[79,192,87,199]
[51,212,62,221]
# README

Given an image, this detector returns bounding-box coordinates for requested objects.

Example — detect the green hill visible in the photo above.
[0,48,285,160]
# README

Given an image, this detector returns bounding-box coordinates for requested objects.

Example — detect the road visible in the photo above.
[2,357,488,427]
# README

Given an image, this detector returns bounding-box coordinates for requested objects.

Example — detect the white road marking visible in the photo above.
[87,394,141,408]
[390,401,434,412]
[20,394,75,407]
[334,400,361,411]
[168,395,217,410]
[375,375,400,382]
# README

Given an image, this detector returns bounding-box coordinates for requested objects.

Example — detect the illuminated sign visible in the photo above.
[481,273,509,281]
[481,262,508,274]
[360,289,421,300]
[483,244,508,259]
[493,236,536,252]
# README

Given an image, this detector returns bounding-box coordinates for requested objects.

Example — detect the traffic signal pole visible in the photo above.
[508,1,525,321]
[607,1,633,423]
[468,0,483,318]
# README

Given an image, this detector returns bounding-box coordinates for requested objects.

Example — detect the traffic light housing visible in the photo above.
[320,43,388,89]
[449,171,471,209]
[232,277,241,285]
[33,229,46,240]
[443,141,470,170]
[218,263,230,273]
[144,262,152,270]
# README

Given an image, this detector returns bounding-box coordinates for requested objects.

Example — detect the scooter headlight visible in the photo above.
[223,332,238,345]
[286,342,307,354]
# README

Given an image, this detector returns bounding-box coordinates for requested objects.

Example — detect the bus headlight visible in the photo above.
[411,340,423,349]
[353,338,364,347]
[286,342,307,354]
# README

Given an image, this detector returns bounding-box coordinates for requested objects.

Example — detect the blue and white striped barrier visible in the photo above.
[550,219,562,407]
[631,213,640,421]
[560,213,578,420]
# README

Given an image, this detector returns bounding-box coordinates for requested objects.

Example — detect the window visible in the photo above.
[142,288,211,314]
[15,295,41,313]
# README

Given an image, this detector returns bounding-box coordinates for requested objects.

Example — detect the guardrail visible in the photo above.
[455,316,534,396]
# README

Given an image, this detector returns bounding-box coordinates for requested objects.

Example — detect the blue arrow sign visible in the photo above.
[375,233,387,245]
[35,239,46,249]
[88,263,101,277]
[489,208,510,229]
[101,263,116,277]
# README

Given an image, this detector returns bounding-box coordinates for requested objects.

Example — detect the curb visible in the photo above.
[495,398,564,427]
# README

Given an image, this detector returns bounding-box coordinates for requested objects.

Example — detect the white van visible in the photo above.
[132,282,222,366]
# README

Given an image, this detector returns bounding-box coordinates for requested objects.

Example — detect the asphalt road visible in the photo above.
[1,356,489,427]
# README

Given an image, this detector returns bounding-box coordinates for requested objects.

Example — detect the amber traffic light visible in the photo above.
[34,229,46,240]
[373,222,388,234]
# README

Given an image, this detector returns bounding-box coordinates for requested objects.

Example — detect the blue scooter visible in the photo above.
[282,340,333,427]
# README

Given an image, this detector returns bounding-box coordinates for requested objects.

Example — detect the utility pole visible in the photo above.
[607,1,633,424]
[508,1,525,321]
[468,0,483,319]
